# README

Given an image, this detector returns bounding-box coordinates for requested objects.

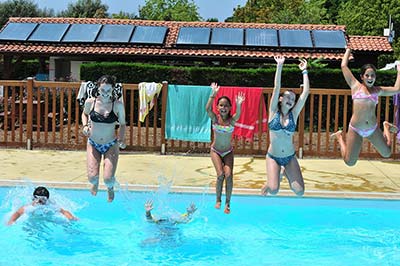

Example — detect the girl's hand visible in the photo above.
[82,125,90,137]
[144,200,154,212]
[236,92,245,105]
[298,59,308,71]
[274,55,285,65]
[396,63,400,72]
[210,82,220,95]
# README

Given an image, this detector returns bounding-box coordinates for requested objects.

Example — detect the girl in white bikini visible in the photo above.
[331,47,400,166]
[206,82,245,214]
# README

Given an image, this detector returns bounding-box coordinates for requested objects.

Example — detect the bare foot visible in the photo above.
[215,202,221,209]
[107,187,114,202]
[330,130,343,140]
[261,184,268,196]
[224,205,230,214]
[90,183,98,196]
[383,121,398,134]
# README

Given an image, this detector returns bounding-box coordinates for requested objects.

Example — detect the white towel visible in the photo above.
[139,82,162,122]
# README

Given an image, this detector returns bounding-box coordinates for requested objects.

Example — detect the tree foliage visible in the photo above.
[0,0,53,27]
[58,0,109,18]
[138,0,201,21]
[231,0,329,24]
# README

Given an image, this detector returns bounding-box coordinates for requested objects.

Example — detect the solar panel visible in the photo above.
[279,29,313,48]
[245,28,278,47]
[96,24,135,43]
[211,28,244,46]
[313,30,346,49]
[28,23,70,42]
[62,24,102,42]
[176,27,210,45]
[0,22,37,41]
[130,26,167,44]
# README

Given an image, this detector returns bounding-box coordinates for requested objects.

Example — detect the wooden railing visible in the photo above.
[0,78,399,159]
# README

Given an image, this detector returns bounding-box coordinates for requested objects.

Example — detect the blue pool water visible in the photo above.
[1,185,400,266]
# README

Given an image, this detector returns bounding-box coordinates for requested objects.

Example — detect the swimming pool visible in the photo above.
[1,186,400,266]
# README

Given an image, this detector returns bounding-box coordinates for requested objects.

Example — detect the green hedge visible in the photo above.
[80,62,398,88]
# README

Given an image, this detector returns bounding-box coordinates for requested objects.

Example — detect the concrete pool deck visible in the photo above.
[1,148,400,199]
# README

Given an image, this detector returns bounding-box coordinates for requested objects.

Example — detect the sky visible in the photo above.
[7,0,248,22]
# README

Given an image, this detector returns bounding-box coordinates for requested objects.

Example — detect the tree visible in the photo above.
[0,0,53,28]
[139,0,201,21]
[111,11,138,20]
[231,0,329,24]
[58,0,109,18]
[337,0,400,60]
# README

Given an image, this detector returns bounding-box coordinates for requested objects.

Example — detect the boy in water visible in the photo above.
[7,186,78,225]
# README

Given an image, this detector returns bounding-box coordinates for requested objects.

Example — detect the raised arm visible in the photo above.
[341,48,359,91]
[206,82,219,122]
[60,208,78,221]
[380,64,400,96]
[232,92,245,122]
[269,56,285,114]
[7,206,25,225]
[292,59,310,119]
[144,199,155,222]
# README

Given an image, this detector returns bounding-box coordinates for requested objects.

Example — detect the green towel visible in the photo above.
[166,85,211,142]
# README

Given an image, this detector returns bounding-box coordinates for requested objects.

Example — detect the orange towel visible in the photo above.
[212,86,267,141]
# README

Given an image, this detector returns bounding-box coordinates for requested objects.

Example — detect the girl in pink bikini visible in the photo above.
[331,47,400,166]
[206,83,245,214]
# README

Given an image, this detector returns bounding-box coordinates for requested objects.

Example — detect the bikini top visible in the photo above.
[352,86,379,105]
[212,117,234,134]
[89,99,119,124]
[268,110,296,133]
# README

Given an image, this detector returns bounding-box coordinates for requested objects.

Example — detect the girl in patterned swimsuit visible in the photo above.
[261,56,309,197]
[331,47,400,166]
[81,75,126,202]
[206,82,245,214]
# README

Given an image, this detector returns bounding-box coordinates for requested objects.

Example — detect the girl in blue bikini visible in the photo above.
[81,75,126,202]
[261,56,309,197]
[331,47,400,166]
[206,83,245,214]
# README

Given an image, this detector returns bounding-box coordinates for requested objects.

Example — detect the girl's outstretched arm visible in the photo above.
[206,82,219,122]
[232,92,245,122]
[270,56,285,115]
[380,64,400,96]
[292,59,310,119]
[341,48,359,91]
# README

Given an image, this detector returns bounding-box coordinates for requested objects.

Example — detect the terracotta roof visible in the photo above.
[348,35,392,52]
[0,17,393,61]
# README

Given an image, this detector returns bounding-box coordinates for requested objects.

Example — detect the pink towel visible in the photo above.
[212,86,267,141]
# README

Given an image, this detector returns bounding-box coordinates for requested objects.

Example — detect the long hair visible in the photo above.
[94,75,117,100]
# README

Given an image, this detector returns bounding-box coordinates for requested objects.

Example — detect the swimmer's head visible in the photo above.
[33,186,49,205]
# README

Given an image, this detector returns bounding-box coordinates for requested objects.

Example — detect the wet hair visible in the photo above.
[360,64,377,76]
[216,96,232,117]
[33,186,49,199]
[94,75,117,99]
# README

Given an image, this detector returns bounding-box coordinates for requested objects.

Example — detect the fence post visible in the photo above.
[26,77,33,150]
[160,81,168,155]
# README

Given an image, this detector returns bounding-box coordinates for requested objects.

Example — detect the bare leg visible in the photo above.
[222,152,234,214]
[86,142,101,196]
[383,121,398,146]
[284,157,304,196]
[331,128,363,166]
[367,126,393,158]
[224,175,233,214]
[261,155,281,195]
[215,174,224,209]
[210,150,225,209]
[103,143,119,202]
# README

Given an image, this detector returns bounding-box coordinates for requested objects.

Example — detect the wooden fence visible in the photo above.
[0,78,399,159]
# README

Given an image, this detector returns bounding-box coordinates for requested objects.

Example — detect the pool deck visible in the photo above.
[1,148,400,199]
